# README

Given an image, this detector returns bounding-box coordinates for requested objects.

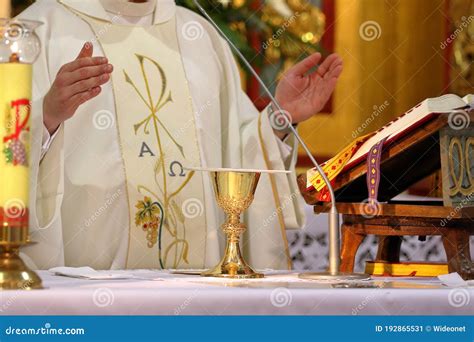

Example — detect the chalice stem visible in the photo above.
[222,216,245,267]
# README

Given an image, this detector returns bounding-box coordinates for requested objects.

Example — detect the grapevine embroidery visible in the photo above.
[135,196,165,269]
[3,98,30,166]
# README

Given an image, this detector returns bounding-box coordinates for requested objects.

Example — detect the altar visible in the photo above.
[0,270,472,316]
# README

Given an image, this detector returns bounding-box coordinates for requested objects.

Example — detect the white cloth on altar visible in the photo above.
[18,0,305,270]
[1,270,473,316]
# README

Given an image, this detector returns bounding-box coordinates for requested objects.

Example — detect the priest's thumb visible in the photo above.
[76,42,94,59]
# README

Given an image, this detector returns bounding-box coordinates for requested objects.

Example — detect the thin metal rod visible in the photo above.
[193,0,340,273]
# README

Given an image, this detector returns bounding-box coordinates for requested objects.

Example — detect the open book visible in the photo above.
[306,94,473,190]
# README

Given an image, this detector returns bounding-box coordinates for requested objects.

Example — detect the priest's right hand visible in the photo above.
[43,42,114,134]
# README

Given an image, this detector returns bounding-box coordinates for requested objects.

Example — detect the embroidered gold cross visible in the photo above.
[124,54,184,156]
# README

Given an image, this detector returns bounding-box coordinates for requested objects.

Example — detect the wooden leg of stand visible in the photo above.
[442,228,473,280]
[376,236,402,263]
[340,224,366,272]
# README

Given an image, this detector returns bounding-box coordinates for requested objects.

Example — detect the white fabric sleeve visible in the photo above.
[41,124,61,160]
[277,133,298,171]
[275,137,293,167]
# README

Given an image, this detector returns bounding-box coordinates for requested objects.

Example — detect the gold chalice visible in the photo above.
[188,167,290,279]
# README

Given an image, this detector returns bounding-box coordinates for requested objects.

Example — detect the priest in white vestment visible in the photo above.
[17,0,343,270]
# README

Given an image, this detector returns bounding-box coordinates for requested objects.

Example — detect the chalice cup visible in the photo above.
[203,169,263,278]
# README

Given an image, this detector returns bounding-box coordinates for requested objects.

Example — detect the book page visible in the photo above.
[347,94,467,165]
[306,94,471,190]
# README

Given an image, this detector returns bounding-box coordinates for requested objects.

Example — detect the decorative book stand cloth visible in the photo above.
[298,111,474,280]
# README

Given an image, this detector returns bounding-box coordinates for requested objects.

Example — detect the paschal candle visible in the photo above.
[0,59,32,229]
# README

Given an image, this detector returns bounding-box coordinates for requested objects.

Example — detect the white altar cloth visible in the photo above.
[0,271,472,315]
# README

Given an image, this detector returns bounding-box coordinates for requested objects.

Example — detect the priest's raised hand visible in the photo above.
[42,42,114,134]
[275,52,343,125]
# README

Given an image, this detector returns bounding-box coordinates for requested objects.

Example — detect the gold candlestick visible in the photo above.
[0,224,42,290]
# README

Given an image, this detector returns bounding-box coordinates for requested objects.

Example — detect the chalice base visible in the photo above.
[201,240,263,279]
[298,272,370,281]
[0,245,43,290]
[201,262,264,279]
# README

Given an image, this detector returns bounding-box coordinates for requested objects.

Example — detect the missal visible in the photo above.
[306,94,473,192]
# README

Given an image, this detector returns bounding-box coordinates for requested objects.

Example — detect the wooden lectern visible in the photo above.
[298,112,474,280]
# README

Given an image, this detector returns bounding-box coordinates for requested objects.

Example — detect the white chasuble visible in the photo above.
[17,0,306,271]
[69,10,207,269]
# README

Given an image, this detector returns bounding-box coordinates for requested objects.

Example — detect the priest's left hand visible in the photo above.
[275,53,343,124]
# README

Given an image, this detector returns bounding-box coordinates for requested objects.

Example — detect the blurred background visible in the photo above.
[5,0,474,271]
[8,0,473,167]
